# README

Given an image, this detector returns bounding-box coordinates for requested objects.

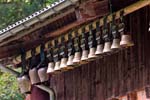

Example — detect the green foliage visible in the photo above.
[0,70,24,100]
[0,0,57,30]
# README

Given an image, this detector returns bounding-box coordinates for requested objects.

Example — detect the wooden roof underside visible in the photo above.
[0,0,144,66]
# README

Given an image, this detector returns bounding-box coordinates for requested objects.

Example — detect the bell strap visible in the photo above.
[47,42,53,62]
[111,14,120,39]
[37,43,48,68]
[96,21,104,45]
[102,16,111,42]
[88,24,97,48]
[118,10,126,34]
[67,32,75,56]
[81,27,89,50]
[40,43,45,62]
[53,39,61,62]
[74,31,82,52]
[60,35,68,58]
[30,48,38,69]
[111,13,120,39]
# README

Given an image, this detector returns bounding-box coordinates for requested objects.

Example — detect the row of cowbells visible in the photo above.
[17,45,50,94]
[17,67,49,94]
[97,34,134,54]
[16,34,134,94]
[47,34,134,74]
[29,67,48,85]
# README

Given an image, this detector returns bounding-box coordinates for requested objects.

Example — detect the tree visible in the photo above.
[0,0,57,30]
[0,69,24,100]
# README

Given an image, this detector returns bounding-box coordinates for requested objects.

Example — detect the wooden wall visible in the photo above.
[31,6,150,100]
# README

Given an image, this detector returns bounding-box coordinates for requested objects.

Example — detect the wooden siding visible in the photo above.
[31,6,150,100]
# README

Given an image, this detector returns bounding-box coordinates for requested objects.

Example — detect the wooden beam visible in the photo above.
[14,0,150,64]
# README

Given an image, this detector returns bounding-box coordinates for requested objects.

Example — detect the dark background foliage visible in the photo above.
[0,0,56,30]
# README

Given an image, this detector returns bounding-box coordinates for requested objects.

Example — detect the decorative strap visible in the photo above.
[120,10,124,23]
[96,21,100,32]
[88,24,97,48]
[118,10,126,34]
[96,21,104,45]
[30,48,38,69]
[47,42,53,62]
[37,43,48,68]
[53,39,60,62]
[60,35,68,58]
[67,32,75,56]
[40,43,45,62]
[102,16,111,42]
[111,13,120,39]
[74,31,81,52]
[81,27,89,50]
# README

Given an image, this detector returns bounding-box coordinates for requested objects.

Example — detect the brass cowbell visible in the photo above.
[67,33,76,67]
[17,49,31,94]
[60,36,68,70]
[47,43,55,74]
[88,24,97,60]
[120,34,134,47]
[53,39,61,72]
[29,49,40,85]
[102,16,112,54]
[111,14,121,50]
[119,10,134,48]
[95,21,104,55]
[81,28,89,63]
[73,34,81,64]
[37,44,49,83]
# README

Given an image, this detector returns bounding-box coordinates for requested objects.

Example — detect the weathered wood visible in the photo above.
[78,0,108,18]
[95,59,105,100]
[31,86,49,100]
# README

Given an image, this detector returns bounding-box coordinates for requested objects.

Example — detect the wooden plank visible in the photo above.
[57,73,65,100]
[89,61,96,100]
[111,53,119,98]
[73,67,81,100]
[80,63,90,100]
[64,70,74,100]
[95,58,105,100]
